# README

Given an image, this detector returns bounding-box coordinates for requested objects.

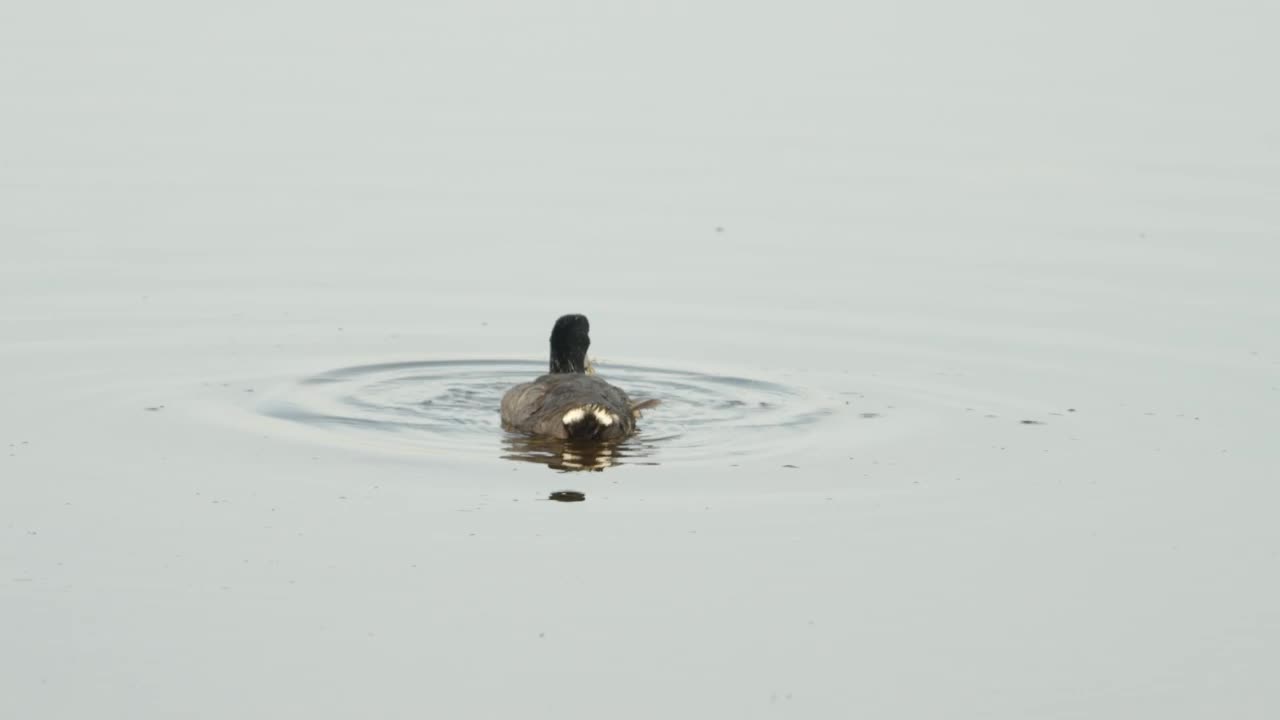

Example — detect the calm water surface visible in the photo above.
[3,2,1278,717]
[264,359,840,468]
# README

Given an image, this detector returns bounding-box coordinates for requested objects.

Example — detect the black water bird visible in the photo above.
[500,314,657,440]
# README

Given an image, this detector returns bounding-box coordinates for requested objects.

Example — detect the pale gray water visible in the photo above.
[262,359,835,464]
[3,2,1279,718]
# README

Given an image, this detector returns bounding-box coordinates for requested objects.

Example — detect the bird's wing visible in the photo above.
[500,381,552,429]
[629,398,661,418]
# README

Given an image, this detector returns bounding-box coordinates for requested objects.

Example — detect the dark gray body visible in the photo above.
[500,373,638,440]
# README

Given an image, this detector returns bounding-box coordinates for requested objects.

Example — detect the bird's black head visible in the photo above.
[549,314,590,374]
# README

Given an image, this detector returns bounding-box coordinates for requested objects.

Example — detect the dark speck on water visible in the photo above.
[549,490,585,502]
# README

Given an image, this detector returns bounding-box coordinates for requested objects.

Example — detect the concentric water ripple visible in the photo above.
[260,360,835,467]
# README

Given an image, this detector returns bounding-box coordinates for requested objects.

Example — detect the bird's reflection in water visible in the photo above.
[503,435,655,471]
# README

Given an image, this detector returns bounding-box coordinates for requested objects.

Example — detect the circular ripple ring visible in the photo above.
[261,360,831,465]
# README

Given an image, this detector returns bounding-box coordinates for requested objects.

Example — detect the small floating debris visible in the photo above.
[549,490,586,502]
